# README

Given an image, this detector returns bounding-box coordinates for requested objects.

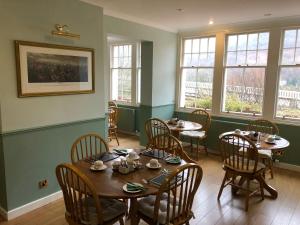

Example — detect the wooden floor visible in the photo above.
[1,133,300,225]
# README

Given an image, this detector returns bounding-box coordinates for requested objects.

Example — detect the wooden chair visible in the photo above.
[56,163,126,225]
[180,109,211,159]
[108,106,119,146]
[71,133,109,163]
[246,119,279,179]
[151,134,195,163]
[218,133,265,211]
[136,163,203,225]
[108,101,117,107]
[145,118,171,149]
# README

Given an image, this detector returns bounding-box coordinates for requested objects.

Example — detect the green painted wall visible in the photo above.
[175,111,300,166]
[0,0,105,133]
[2,118,106,211]
[104,15,177,106]
[152,104,175,120]
[0,0,107,212]
[0,134,7,210]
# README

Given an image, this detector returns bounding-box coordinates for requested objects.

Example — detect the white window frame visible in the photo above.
[178,35,217,112]
[274,27,300,122]
[220,30,270,118]
[109,42,140,106]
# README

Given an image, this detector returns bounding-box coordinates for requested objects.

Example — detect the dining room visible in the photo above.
[1,0,300,225]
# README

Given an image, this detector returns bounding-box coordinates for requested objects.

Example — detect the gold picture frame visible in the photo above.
[15,40,95,97]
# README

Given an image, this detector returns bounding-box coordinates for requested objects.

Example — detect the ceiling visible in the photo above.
[82,0,300,32]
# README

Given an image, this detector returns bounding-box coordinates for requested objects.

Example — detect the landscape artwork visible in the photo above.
[15,40,94,97]
[27,53,88,83]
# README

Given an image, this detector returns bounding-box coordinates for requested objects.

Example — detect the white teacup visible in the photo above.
[267,135,275,143]
[94,160,103,169]
[128,151,138,159]
[112,161,120,170]
[178,120,185,127]
[234,129,241,134]
[149,159,159,168]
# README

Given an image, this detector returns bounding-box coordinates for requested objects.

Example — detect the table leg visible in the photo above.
[232,175,278,199]
[130,198,139,225]
[257,175,278,199]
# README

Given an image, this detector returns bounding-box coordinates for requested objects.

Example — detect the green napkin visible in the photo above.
[126,183,144,191]
[166,156,181,163]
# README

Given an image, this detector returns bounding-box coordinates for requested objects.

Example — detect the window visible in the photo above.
[180,37,216,110]
[276,29,300,119]
[222,32,270,115]
[110,43,140,105]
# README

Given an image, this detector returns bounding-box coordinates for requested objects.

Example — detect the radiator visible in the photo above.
[117,107,137,133]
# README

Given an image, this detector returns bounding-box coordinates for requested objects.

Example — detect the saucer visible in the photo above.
[146,163,161,169]
[90,164,107,171]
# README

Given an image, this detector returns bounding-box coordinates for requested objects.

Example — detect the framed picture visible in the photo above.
[15,40,95,97]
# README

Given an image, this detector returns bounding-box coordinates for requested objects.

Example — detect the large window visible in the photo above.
[276,29,300,119]
[110,43,140,105]
[222,32,270,115]
[180,37,216,110]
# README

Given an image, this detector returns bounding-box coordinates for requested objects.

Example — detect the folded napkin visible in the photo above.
[126,182,145,191]
[165,156,181,163]
[113,149,129,156]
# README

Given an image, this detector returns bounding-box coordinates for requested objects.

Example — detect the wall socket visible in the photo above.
[39,179,48,189]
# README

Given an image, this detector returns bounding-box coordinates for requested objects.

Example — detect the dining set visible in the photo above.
[55,105,290,224]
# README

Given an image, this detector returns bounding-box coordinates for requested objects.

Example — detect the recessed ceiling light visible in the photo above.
[264,13,272,17]
[176,8,184,12]
[209,20,214,25]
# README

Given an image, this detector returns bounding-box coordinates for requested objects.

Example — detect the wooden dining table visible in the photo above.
[73,149,187,225]
[220,131,290,199]
[166,120,202,138]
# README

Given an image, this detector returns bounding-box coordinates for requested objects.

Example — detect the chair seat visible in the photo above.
[238,148,272,159]
[224,156,265,173]
[180,130,206,138]
[138,193,179,224]
[258,149,272,158]
[84,197,126,224]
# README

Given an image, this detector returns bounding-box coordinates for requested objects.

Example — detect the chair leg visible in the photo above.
[269,158,274,179]
[258,175,265,200]
[196,139,200,160]
[119,218,125,225]
[114,129,119,146]
[204,139,208,155]
[245,178,250,211]
[218,171,228,200]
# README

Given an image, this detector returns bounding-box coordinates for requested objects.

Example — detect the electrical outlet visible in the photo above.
[39,179,48,189]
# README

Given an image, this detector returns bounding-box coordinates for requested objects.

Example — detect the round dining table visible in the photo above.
[220,131,290,199]
[73,149,187,225]
[166,120,202,138]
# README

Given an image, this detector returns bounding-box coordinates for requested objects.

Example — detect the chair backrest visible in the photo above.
[190,109,211,132]
[219,133,259,173]
[246,119,279,135]
[71,134,109,163]
[108,106,118,128]
[153,163,203,225]
[56,163,103,225]
[108,101,117,107]
[145,118,171,147]
[151,134,194,163]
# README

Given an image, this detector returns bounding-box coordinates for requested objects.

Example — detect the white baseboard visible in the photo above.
[274,162,300,172]
[3,190,62,221]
